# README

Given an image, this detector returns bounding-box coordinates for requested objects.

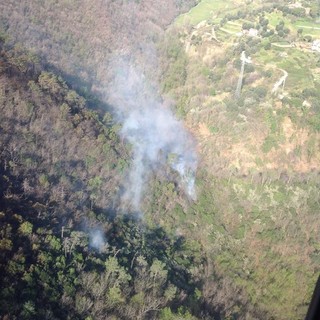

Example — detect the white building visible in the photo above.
[248,28,258,37]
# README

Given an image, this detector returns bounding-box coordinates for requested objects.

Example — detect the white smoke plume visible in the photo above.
[107,58,197,211]
[89,228,106,251]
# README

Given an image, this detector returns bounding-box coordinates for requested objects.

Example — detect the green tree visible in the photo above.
[18,221,33,236]
[21,301,36,319]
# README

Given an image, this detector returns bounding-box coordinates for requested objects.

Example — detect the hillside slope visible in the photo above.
[159,1,320,318]
[0,0,196,91]
[0,0,320,319]
[0,39,202,320]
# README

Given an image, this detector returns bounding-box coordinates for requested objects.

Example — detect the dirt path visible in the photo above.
[271,43,293,48]
[272,68,288,94]
[297,25,320,30]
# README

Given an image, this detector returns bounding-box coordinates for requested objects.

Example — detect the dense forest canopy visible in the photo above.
[0,0,320,319]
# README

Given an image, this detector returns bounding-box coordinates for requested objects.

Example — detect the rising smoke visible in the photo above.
[89,228,106,251]
[107,58,197,211]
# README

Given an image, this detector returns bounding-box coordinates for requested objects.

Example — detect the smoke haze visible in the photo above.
[107,59,197,211]
[89,228,106,251]
[0,0,199,214]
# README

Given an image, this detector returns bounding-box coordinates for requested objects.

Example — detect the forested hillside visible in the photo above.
[0,0,319,319]
[0,29,263,319]
[0,38,196,319]
[0,0,196,93]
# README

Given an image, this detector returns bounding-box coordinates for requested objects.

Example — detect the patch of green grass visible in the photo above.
[265,11,290,28]
[293,18,320,36]
[261,134,279,153]
[254,48,279,64]
[235,224,246,239]
[175,0,245,26]
[209,125,219,134]
[256,46,315,90]
[279,55,314,89]
[225,22,242,33]
[265,11,320,37]
[295,18,319,28]
[255,157,264,167]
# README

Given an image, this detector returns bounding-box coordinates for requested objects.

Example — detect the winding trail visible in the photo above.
[297,25,320,30]
[271,68,288,94]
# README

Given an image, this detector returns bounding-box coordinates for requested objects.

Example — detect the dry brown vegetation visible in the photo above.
[0,0,196,91]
